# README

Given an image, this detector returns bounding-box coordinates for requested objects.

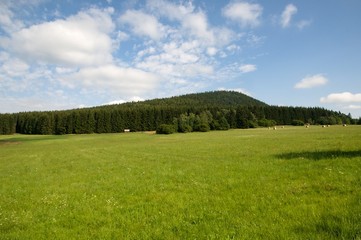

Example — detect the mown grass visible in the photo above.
[1,126,361,239]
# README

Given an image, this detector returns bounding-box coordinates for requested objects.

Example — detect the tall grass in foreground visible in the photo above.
[1,126,361,239]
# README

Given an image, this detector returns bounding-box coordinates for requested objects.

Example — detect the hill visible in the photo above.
[124,91,268,108]
[0,91,353,135]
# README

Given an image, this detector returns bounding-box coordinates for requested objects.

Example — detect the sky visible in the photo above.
[0,0,360,118]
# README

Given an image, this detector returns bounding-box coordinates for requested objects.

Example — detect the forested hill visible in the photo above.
[0,91,355,135]
[120,91,268,108]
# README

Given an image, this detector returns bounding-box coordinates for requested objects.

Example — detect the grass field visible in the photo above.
[1,126,361,239]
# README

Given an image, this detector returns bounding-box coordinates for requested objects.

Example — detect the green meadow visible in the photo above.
[1,126,361,239]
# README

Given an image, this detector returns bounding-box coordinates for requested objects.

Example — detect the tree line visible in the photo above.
[0,105,356,135]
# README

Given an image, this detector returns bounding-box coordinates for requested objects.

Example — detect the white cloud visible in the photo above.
[222,1,263,28]
[206,47,217,56]
[126,1,241,96]
[239,64,256,73]
[0,55,54,93]
[294,74,328,89]
[135,39,216,81]
[147,0,194,22]
[281,4,297,28]
[320,92,361,103]
[104,100,126,105]
[1,57,29,77]
[61,64,161,96]
[213,27,236,47]
[2,7,114,67]
[119,10,165,40]
[162,41,200,63]
[186,12,207,35]
[181,11,214,43]
[104,96,144,106]
[148,0,235,46]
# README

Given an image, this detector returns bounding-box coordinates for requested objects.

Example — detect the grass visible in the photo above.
[1,126,361,239]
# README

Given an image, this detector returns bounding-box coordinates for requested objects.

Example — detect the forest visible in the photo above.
[0,91,358,135]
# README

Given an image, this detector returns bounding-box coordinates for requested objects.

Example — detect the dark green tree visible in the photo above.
[177,113,193,133]
[37,113,53,134]
[0,114,16,134]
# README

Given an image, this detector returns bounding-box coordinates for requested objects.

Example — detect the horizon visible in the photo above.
[0,0,360,118]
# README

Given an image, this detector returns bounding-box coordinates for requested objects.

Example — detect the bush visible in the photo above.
[248,120,258,128]
[258,119,276,127]
[292,119,304,126]
[197,123,211,132]
[156,124,176,134]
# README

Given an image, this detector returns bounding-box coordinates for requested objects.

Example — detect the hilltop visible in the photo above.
[121,91,268,109]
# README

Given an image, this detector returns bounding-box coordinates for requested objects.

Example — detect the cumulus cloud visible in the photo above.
[320,92,361,103]
[2,7,115,67]
[119,10,165,40]
[0,6,167,109]
[239,64,256,73]
[222,1,263,28]
[160,41,200,64]
[281,4,297,28]
[294,74,328,89]
[61,64,161,96]
[135,39,215,80]
[148,0,235,46]
[126,0,240,96]
[182,11,212,41]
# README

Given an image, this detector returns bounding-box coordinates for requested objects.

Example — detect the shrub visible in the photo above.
[156,124,176,134]
[292,119,304,126]
[197,123,211,132]
[258,119,276,127]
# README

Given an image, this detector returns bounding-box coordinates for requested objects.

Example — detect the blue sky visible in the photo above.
[0,0,360,118]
